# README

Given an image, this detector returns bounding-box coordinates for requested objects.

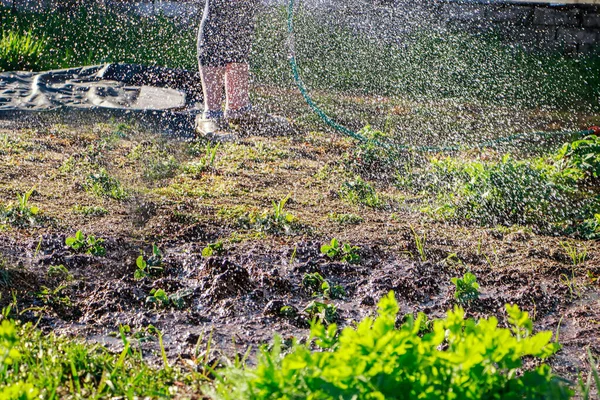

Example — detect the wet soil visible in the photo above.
[0,96,599,386]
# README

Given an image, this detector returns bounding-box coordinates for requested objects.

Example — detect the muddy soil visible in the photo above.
[0,95,599,386]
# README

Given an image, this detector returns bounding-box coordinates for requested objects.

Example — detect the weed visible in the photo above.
[579,348,600,400]
[35,285,71,309]
[202,241,225,258]
[302,272,325,294]
[451,272,480,304]
[280,306,298,318]
[135,244,163,280]
[302,272,346,300]
[409,225,427,262]
[71,204,108,217]
[320,238,360,264]
[339,176,381,208]
[0,188,42,227]
[84,168,127,200]
[146,288,190,310]
[327,212,364,225]
[560,241,588,266]
[555,134,600,180]
[304,301,338,325]
[225,195,299,235]
[185,142,220,175]
[143,156,179,180]
[65,231,106,256]
[343,126,400,179]
[559,274,582,300]
[47,265,72,281]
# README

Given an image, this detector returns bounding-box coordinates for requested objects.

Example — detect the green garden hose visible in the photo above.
[286,0,596,153]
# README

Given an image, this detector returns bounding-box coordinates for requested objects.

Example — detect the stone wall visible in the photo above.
[436,1,600,53]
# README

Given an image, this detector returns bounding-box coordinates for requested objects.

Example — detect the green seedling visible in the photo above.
[135,244,163,280]
[451,272,480,304]
[339,177,380,208]
[36,285,71,308]
[272,193,294,225]
[146,288,170,308]
[302,272,325,294]
[145,288,190,310]
[84,168,127,200]
[302,272,345,300]
[320,238,360,264]
[280,306,298,318]
[65,230,106,256]
[410,225,427,262]
[560,241,588,266]
[327,212,364,225]
[304,301,338,325]
[0,187,41,227]
[321,281,346,300]
[202,241,224,257]
[47,265,72,281]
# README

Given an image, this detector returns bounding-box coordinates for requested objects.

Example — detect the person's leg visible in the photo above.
[224,62,251,113]
[200,65,226,116]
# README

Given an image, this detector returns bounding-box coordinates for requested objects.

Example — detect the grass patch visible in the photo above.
[0,314,202,398]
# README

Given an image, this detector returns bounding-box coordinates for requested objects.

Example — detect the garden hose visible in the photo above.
[286,0,598,153]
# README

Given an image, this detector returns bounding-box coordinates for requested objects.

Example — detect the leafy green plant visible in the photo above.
[555,134,600,180]
[135,244,163,280]
[143,155,179,180]
[65,231,106,256]
[145,288,169,308]
[320,238,360,264]
[202,241,224,258]
[451,272,480,304]
[339,176,381,208]
[208,292,569,399]
[0,314,200,397]
[47,265,72,281]
[303,301,338,325]
[84,168,127,200]
[35,285,72,309]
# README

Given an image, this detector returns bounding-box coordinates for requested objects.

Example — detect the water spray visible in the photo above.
[286,0,597,153]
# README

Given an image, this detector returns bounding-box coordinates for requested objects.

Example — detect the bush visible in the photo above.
[208,292,571,399]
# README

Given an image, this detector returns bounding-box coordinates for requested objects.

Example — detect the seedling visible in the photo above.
[47,265,72,281]
[145,288,190,310]
[409,225,427,262]
[146,288,170,308]
[320,238,360,264]
[135,244,163,280]
[202,241,224,257]
[304,301,338,325]
[302,272,325,294]
[84,168,127,200]
[327,212,364,225]
[339,177,380,208]
[65,231,106,256]
[451,272,480,304]
[302,272,345,299]
[36,285,71,308]
[560,241,587,266]
[0,187,42,227]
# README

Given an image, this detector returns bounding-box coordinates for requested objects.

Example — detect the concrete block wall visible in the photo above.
[436,1,600,53]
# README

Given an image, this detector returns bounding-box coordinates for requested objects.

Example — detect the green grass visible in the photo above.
[2,5,599,111]
[0,312,204,398]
